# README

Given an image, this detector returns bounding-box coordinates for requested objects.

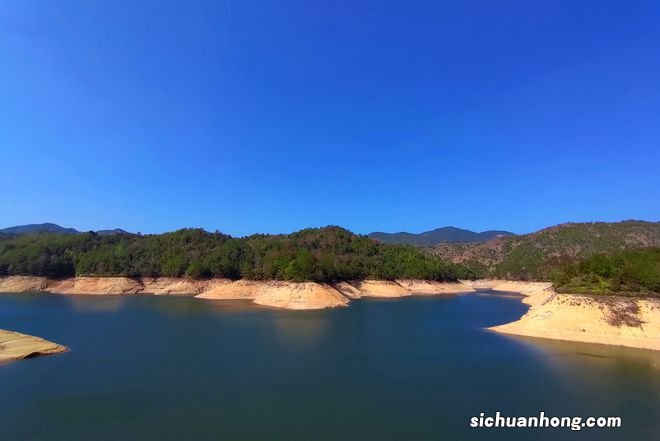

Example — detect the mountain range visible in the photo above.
[0,223,131,236]
[368,227,515,246]
[2,223,514,245]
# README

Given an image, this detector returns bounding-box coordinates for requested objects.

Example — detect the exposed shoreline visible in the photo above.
[0,276,475,310]
[0,329,67,363]
[481,280,660,351]
[2,276,659,351]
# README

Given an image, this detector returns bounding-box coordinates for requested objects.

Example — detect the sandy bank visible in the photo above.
[253,282,350,310]
[197,280,349,310]
[0,276,474,310]
[333,281,363,299]
[0,276,232,296]
[472,280,554,306]
[352,280,411,297]
[197,279,470,308]
[397,279,476,295]
[195,279,263,300]
[140,278,231,295]
[480,280,660,351]
[48,277,144,295]
[0,329,67,363]
[0,276,49,293]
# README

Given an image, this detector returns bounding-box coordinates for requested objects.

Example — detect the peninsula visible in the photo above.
[0,329,67,363]
[480,280,660,352]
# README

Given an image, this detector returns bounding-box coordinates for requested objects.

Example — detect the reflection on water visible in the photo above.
[146,296,258,316]
[529,336,660,374]
[474,290,525,300]
[271,313,331,347]
[68,295,129,313]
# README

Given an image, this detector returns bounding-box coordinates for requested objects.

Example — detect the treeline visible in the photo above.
[552,248,660,297]
[0,226,473,282]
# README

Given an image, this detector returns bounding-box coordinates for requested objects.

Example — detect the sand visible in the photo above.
[0,276,232,296]
[141,277,231,295]
[333,281,363,299]
[0,329,67,363]
[195,280,266,300]
[352,280,411,297]
[396,279,475,295]
[482,280,660,351]
[0,276,472,310]
[253,282,350,310]
[47,277,144,295]
[0,276,49,292]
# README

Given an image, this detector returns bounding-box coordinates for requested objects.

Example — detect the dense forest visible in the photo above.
[0,227,471,282]
[552,248,660,297]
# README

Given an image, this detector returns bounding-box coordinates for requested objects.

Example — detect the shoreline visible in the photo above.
[2,276,659,351]
[0,276,475,310]
[0,329,67,363]
[482,280,660,351]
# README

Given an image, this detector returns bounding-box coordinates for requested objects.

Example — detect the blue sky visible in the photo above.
[1,1,659,236]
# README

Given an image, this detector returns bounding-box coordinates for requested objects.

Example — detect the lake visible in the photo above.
[1,291,658,440]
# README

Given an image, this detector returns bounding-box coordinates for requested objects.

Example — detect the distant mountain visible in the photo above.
[368,227,515,246]
[0,223,131,236]
[0,223,79,235]
[96,228,131,236]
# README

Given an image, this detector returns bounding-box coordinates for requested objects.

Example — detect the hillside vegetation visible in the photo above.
[3,221,658,296]
[552,248,660,297]
[0,226,469,283]
[433,221,660,283]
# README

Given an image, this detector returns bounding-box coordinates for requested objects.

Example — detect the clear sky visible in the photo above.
[1,1,659,236]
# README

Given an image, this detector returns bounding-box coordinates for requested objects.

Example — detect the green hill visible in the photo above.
[552,248,660,297]
[432,220,660,282]
[0,226,466,283]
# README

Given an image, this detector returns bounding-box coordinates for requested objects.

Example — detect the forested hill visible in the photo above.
[4,221,658,296]
[0,226,469,283]
[369,227,514,246]
[432,221,660,281]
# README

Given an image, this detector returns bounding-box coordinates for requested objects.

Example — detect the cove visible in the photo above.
[0,290,658,440]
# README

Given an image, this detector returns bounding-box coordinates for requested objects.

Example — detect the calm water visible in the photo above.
[1,291,658,441]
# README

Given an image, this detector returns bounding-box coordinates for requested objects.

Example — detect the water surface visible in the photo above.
[1,291,658,440]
